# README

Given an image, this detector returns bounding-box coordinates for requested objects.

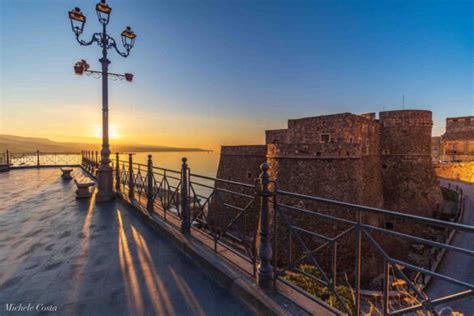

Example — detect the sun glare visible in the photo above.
[95,125,120,139]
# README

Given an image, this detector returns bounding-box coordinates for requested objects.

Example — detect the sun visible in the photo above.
[95,125,120,139]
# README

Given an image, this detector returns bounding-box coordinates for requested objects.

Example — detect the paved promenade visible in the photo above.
[427,179,474,314]
[0,168,254,315]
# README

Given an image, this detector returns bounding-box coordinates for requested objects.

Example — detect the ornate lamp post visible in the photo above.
[68,1,136,202]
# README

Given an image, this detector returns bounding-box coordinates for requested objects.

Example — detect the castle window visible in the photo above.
[320,133,330,143]
[349,137,353,143]
[272,139,279,144]
[366,139,370,154]
[385,222,394,230]
[382,164,387,169]
[316,152,321,156]
[247,172,252,179]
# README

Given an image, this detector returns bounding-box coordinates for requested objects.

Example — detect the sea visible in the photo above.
[117,151,220,178]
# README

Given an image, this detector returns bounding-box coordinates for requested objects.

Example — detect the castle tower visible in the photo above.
[266,113,383,208]
[379,110,442,218]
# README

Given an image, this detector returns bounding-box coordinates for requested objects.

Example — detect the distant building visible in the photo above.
[431,136,441,160]
[439,116,474,161]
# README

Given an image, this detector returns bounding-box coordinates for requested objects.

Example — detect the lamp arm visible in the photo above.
[75,32,101,47]
[108,36,130,58]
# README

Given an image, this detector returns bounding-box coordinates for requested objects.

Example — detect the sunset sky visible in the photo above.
[0,0,472,151]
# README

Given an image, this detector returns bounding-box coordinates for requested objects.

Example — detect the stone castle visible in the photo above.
[213,110,443,282]
[216,110,442,220]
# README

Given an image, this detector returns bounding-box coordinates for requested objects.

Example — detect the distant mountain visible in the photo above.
[0,135,211,153]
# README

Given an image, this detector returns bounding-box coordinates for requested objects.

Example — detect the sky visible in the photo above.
[0,0,472,150]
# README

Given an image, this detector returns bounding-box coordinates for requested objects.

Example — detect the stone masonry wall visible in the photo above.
[379,110,442,218]
[207,145,266,241]
[266,129,288,144]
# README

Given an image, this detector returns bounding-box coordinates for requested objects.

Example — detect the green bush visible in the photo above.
[283,264,355,313]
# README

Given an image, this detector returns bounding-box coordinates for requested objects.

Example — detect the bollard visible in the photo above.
[6,150,10,167]
[95,151,99,169]
[146,155,155,212]
[36,150,40,167]
[180,157,191,234]
[256,162,273,288]
[128,154,134,200]
[81,150,84,167]
[115,153,121,193]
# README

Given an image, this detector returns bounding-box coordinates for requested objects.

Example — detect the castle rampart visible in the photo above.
[212,110,442,282]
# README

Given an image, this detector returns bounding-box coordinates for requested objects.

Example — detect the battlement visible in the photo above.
[379,110,433,127]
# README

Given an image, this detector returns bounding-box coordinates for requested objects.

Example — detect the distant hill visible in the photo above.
[0,135,211,153]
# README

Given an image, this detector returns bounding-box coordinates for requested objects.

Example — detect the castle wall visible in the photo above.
[266,129,288,144]
[215,145,267,184]
[211,110,443,284]
[379,110,442,218]
[208,145,266,236]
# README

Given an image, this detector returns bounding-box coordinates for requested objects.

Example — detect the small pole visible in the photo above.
[180,157,190,234]
[87,151,90,170]
[36,150,40,167]
[81,150,84,166]
[146,155,155,212]
[128,153,134,200]
[115,153,121,193]
[354,210,362,315]
[257,162,273,288]
[95,151,99,169]
[6,150,10,168]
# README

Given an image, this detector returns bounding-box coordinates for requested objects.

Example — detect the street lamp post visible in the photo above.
[68,0,136,202]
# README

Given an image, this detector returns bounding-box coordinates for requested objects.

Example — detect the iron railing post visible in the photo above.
[256,162,273,288]
[332,241,338,288]
[354,210,362,315]
[128,153,134,200]
[95,151,99,169]
[383,261,390,315]
[115,153,121,193]
[146,155,155,212]
[87,151,90,170]
[180,157,191,234]
[36,150,40,167]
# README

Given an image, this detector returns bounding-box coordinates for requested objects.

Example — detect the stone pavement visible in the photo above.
[0,168,255,315]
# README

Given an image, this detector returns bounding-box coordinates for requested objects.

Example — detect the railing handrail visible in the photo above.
[276,188,474,233]
[3,151,82,155]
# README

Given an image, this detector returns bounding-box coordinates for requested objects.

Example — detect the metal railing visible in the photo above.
[1,150,82,167]
[81,150,101,174]
[90,153,474,315]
